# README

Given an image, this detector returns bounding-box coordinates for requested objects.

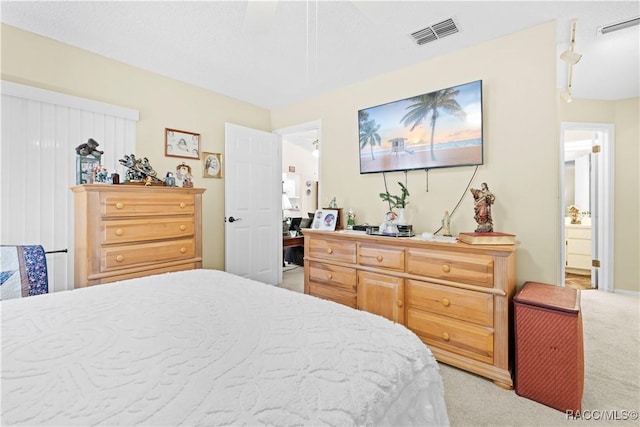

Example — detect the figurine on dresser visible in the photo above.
[470,182,495,232]
[75,138,104,157]
[118,154,163,184]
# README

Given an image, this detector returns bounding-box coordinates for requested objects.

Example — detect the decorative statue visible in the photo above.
[165,172,176,187]
[328,197,338,209]
[118,154,163,183]
[470,182,495,232]
[176,162,194,187]
[75,138,104,157]
[568,205,581,224]
[380,211,399,235]
[347,209,356,230]
[442,210,452,236]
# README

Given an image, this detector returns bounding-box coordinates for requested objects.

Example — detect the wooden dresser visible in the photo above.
[71,184,205,287]
[303,229,517,388]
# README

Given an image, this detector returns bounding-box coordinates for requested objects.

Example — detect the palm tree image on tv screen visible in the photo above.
[358,80,483,174]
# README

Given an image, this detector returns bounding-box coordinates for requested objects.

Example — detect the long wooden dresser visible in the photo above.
[303,229,517,388]
[71,184,205,288]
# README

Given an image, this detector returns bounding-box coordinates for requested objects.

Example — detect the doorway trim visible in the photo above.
[559,122,615,292]
[273,119,322,284]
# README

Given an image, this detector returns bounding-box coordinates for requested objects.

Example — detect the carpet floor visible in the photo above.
[279,269,639,426]
[441,289,639,426]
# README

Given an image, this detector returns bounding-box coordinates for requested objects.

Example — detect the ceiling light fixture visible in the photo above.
[560,20,580,103]
[560,21,582,65]
[560,49,582,66]
[598,16,640,35]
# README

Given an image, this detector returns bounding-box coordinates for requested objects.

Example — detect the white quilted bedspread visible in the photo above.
[1,269,449,426]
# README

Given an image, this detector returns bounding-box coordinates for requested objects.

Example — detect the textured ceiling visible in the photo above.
[1,1,638,109]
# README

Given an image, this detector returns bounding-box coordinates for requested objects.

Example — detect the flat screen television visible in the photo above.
[358,80,483,174]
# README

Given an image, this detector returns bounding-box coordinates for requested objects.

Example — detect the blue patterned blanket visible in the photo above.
[0,245,49,300]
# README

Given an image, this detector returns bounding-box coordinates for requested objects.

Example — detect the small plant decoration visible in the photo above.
[379,182,409,211]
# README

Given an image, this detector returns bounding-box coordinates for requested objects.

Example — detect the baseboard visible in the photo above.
[612,288,640,297]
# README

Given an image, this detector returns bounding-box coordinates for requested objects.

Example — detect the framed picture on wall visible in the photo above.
[165,128,200,159]
[202,152,223,178]
[311,209,338,231]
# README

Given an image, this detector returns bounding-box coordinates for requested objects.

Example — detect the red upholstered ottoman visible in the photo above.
[514,281,584,413]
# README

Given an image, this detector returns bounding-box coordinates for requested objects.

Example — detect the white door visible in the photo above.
[224,123,281,285]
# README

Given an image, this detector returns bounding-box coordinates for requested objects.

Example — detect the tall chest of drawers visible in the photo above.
[303,229,517,388]
[71,184,205,287]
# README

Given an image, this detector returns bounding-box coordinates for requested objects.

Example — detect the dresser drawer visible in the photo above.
[407,309,494,364]
[91,262,198,285]
[406,249,494,287]
[567,238,590,255]
[407,279,493,327]
[101,192,195,217]
[566,227,590,239]
[101,238,195,271]
[101,218,195,244]
[309,283,357,308]
[357,243,405,271]
[308,261,356,292]
[308,238,357,264]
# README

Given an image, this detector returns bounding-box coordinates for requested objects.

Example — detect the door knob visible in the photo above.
[228,216,242,223]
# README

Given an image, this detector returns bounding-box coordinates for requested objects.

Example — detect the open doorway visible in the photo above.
[559,122,614,292]
[274,120,321,291]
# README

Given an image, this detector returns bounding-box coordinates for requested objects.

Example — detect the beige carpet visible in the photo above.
[279,270,640,426]
[442,289,640,426]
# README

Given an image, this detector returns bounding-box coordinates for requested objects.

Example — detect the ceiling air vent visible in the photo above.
[410,18,459,46]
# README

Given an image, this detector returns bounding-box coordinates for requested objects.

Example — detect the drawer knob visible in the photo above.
[115,255,124,262]
[179,224,187,231]
[441,298,451,307]
[327,273,333,280]
[115,228,124,236]
[327,248,333,254]
[115,202,124,209]
[442,332,450,341]
[180,247,187,254]
[442,264,451,273]
[376,255,383,262]
[179,202,186,208]
[397,300,403,308]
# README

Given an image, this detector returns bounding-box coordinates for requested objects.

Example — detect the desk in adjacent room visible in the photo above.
[283,235,305,266]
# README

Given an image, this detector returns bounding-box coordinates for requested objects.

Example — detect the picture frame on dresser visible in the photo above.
[312,209,338,231]
[165,128,200,159]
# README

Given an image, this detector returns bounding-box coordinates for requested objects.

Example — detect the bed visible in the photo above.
[1,269,449,426]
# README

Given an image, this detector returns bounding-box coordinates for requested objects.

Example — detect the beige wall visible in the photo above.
[272,22,560,289]
[559,97,640,292]
[615,98,640,293]
[1,24,271,270]
[3,21,638,292]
